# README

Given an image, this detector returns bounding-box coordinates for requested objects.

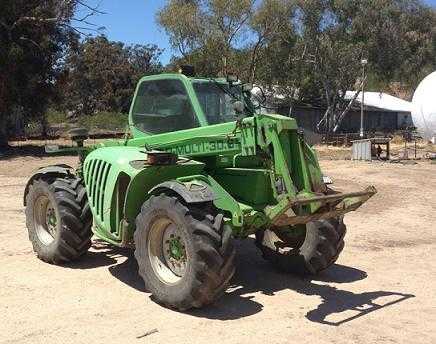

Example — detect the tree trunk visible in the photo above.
[0,114,9,149]
[317,105,331,132]
[0,74,10,148]
[249,36,263,84]
[333,89,361,132]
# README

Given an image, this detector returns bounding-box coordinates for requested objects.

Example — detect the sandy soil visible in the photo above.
[0,150,435,344]
[315,141,436,160]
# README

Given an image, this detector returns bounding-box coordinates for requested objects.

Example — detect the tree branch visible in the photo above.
[76,0,106,15]
[333,76,366,132]
[248,33,265,83]
[227,14,250,46]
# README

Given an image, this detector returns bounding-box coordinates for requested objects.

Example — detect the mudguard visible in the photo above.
[23,164,74,205]
[148,180,215,204]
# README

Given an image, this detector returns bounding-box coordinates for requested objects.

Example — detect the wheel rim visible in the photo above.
[148,216,188,285]
[275,225,307,249]
[264,224,307,254]
[33,195,57,246]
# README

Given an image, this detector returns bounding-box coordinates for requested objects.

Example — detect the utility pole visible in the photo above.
[360,59,368,138]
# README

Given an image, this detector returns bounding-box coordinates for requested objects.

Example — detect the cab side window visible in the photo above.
[131,79,199,134]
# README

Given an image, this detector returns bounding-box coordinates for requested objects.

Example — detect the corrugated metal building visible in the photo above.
[268,91,414,134]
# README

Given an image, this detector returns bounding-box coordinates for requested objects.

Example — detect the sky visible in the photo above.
[80,1,173,63]
[81,0,436,65]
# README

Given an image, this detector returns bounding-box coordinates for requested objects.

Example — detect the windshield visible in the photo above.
[193,81,241,124]
[131,79,199,134]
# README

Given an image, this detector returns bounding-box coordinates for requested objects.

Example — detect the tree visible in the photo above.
[349,0,436,94]
[296,0,436,132]
[59,36,162,116]
[247,0,295,82]
[293,0,367,132]
[158,0,282,78]
[0,0,104,147]
[158,0,436,133]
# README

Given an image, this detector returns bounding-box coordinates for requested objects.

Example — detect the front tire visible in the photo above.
[134,194,235,310]
[255,217,346,274]
[25,177,93,264]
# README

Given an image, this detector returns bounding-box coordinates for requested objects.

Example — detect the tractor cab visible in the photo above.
[129,73,250,138]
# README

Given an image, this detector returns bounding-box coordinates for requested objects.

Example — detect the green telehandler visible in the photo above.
[24,70,376,310]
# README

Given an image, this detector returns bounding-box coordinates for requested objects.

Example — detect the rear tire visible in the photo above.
[25,177,93,264]
[134,194,235,310]
[255,217,346,274]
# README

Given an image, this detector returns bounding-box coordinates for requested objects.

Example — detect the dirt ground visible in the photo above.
[1,149,435,344]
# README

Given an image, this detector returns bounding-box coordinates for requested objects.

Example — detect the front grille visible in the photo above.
[84,159,112,221]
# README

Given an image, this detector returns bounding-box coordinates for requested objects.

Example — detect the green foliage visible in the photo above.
[45,108,68,125]
[2,0,436,143]
[0,0,78,145]
[76,112,128,132]
[46,109,128,132]
[59,36,163,116]
[158,0,255,77]
[158,0,436,132]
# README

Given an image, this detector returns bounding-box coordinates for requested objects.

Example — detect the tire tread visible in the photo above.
[134,195,235,310]
[25,176,93,264]
[256,217,346,275]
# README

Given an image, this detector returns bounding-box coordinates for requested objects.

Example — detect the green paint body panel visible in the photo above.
[76,73,375,245]
[83,146,205,244]
[213,168,274,206]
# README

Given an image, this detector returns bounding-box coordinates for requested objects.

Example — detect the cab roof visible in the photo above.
[138,73,229,84]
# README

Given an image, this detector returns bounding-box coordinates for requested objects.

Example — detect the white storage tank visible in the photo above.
[412,72,436,143]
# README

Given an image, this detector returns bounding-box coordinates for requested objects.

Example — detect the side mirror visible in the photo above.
[233,100,244,114]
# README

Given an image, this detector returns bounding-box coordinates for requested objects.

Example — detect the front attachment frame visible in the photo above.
[269,186,377,227]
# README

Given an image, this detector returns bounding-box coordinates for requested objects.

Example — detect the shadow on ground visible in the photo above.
[69,238,414,325]
[65,240,146,291]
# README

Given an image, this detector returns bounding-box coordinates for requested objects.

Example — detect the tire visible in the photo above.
[25,177,93,264]
[255,217,346,275]
[134,194,235,311]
